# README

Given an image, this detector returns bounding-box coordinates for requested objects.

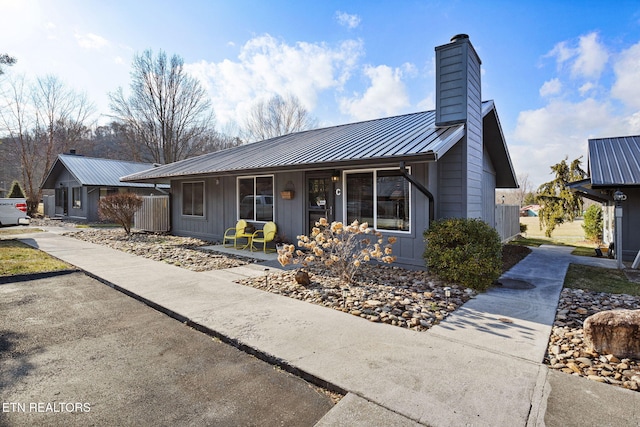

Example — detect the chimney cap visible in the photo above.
[450,34,469,42]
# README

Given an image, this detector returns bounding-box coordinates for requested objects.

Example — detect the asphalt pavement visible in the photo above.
[0,271,335,426]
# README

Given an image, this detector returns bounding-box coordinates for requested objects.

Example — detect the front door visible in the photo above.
[307,174,334,232]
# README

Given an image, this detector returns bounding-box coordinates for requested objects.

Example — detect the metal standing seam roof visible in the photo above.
[42,154,170,189]
[588,136,640,186]
[122,100,500,182]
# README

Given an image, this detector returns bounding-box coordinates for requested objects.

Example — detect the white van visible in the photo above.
[0,198,31,226]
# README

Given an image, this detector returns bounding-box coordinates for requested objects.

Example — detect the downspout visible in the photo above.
[400,161,434,225]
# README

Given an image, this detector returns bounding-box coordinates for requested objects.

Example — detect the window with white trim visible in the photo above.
[345,169,410,232]
[238,176,274,221]
[72,187,82,209]
[182,181,204,216]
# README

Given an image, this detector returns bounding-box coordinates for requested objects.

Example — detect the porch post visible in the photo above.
[613,190,626,269]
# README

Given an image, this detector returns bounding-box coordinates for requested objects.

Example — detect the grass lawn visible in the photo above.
[0,240,71,276]
[0,228,43,235]
[516,217,598,256]
[564,263,640,296]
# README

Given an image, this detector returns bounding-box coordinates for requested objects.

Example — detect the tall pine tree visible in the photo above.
[535,157,586,237]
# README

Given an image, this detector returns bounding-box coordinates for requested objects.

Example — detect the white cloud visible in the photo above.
[611,41,640,109]
[335,11,361,29]
[579,82,595,95]
[544,32,608,80]
[185,34,364,127]
[511,96,640,187]
[75,32,110,49]
[571,33,608,79]
[338,64,410,121]
[539,78,562,97]
[545,40,575,64]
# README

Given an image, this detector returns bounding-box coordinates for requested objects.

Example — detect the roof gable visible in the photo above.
[588,136,640,186]
[41,155,169,189]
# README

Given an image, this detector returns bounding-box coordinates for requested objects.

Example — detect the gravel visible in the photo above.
[60,228,257,271]
[545,288,640,392]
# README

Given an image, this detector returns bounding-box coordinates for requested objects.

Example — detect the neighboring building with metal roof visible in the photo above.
[123,35,519,266]
[41,153,169,221]
[569,135,640,262]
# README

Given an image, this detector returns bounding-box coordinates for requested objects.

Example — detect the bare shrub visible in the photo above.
[277,218,397,285]
[98,193,143,235]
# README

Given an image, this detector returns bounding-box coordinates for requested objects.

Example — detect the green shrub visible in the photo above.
[520,223,528,234]
[582,204,603,243]
[423,218,502,292]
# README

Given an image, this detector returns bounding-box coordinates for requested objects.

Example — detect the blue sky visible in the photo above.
[2,0,640,187]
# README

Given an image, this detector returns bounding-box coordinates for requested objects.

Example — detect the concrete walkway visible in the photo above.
[16,232,640,426]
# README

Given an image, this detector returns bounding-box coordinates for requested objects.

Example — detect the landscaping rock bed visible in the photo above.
[546,288,640,392]
[63,228,253,271]
[237,266,476,332]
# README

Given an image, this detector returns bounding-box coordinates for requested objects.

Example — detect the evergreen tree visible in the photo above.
[7,180,25,198]
[582,204,603,243]
[535,157,586,237]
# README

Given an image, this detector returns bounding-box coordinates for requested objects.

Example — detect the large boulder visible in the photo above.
[583,310,640,359]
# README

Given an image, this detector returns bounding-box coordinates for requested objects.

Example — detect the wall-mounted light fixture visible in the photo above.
[331,170,340,182]
[281,181,295,200]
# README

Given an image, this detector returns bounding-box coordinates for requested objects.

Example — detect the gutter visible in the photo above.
[400,161,434,225]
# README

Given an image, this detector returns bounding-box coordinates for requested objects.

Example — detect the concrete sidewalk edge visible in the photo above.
[79,267,349,398]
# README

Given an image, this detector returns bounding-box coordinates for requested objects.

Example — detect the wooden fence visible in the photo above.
[495,204,520,242]
[134,195,170,232]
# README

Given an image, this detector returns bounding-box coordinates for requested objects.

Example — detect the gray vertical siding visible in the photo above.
[171,177,216,240]
[275,171,305,243]
[464,38,483,219]
[482,146,497,226]
[437,140,464,219]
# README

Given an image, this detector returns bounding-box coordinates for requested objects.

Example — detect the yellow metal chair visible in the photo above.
[251,221,277,253]
[223,219,253,249]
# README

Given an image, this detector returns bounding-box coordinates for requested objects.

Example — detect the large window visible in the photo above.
[72,187,82,209]
[182,182,204,216]
[346,169,410,232]
[238,176,273,221]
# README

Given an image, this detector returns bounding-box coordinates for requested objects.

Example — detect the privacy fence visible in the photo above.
[134,195,170,232]
[495,204,520,242]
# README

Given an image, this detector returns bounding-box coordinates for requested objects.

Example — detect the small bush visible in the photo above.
[423,218,502,292]
[519,223,528,234]
[98,193,143,235]
[277,218,397,285]
[582,204,603,243]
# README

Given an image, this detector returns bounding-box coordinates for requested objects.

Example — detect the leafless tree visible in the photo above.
[0,74,95,213]
[514,173,532,206]
[109,49,215,164]
[244,93,317,142]
[0,53,16,75]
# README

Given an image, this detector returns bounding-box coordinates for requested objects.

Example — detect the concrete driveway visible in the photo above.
[0,272,335,426]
